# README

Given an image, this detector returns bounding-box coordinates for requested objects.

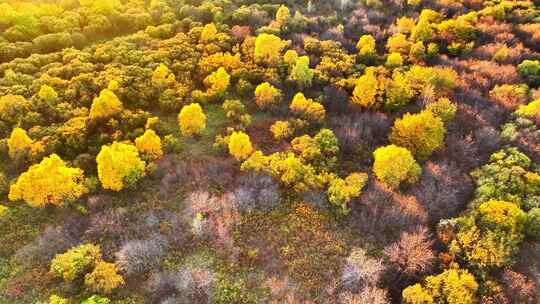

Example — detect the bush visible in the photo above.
[50,244,101,282]
[228,131,253,161]
[425,97,457,124]
[373,145,421,189]
[289,92,325,123]
[7,127,33,160]
[81,295,110,304]
[89,89,123,121]
[389,110,446,160]
[178,103,206,137]
[254,82,281,109]
[9,154,88,207]
[135,129,163,161]
[96,142,146,191]
[402,268,478,304]
[525,208,540,239]
[270,120,293,140]
[340,247,384,293]
[84,261,125,294]
[384,226,435,279]
[385,52,403,68]
[115,236,168,277]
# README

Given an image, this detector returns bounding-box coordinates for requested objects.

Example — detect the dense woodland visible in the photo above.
[0,0,539,303]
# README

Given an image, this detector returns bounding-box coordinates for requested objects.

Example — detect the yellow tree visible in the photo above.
[351,67,385,108]
[84,261,125,294]
[200,23,218,42]
[151,64,176,90]
[228,131,254,161]
[38,84,58,102]
[373,145,421,188]
[289,56,314,89]
[389,110,446,160]
[254,82,281,109]
[290,92,326,123]
[89,89,123,121]
[204,67,230,98]
[9,154,88,207]
[7,127,33,160]
[402,268,479,304]
[96,142,146,191]
[135,129,163,161]
[178,103,206,137]
[254,33,287,65]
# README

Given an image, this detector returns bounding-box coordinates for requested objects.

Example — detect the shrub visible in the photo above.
[204,67,230,98]
[385,52,403,68]
[515,99,540,120]
[341,247,384,292]
[233,172,280,212]
[289,92,325,123]
[7,127,33,160]
[254,82,281,109]
[372,145,421,188]
[115,236,168,277]
[9,154,88,207]
[151,64,175,90]
[384,226,435,278]
[200,23,218,42]
[178,103,206,137]
[50,244,101,282]
[84,261,125,294]
[228,131,253,161]
[489,83,529,110]
[81,295,110,304]
[389,110,446,160]
[402,268,478,304]
[289,56,314,89]
[254,33,287,65]
[270,120,293,140]
[49,295,69,304]
[526,208,540,239]
[96,142,146,191]
[425,97,457,124]
[357,34,376,59]
[327,172,368,215]
[135,129,163,161]
[351,68,384,108]
[291,128,340,170]
[89,89,123,121]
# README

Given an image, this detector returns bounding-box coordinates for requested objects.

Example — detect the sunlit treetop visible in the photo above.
[9,154,88,207]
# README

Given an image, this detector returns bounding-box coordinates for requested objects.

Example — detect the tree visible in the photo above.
[389,110,446,160]
[357,34,376,59]
[178,103,206,137]
[373,145,421,188]
[327,172,368,214]
[290,92,325,123]
[204,67,230,98]
[289,56,314,89]
[351,67,385,108]
[135,129,163,161]
[38,84,58,103]
[7,127,33,160]
[151,64,175,90]
[9,154,88,207]
[384,226,435,278]
[402,268,479,304]
[89,89,123,121]
[270,120,293,140]
[84,261,125,294]
[200,23,218,42]
[254,82,281,109]
[96,142,146,191]
[291,128,339,170]
[50,244,101,282]
[425,97,457,124]
[254,33,287,65]
[228,131,253,161]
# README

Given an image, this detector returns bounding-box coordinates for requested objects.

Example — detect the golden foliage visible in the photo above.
[270,120,293,140]
[373,145,421,188]
[96,142,146,191]
[7,127,33,160]
[389,110,446,159]
[84,261,125,294]
[9,154,88,207]
[50,244,101,282]
[289,92,325,123]
[254,82,281,109]
[89,89,123,121]
[254,33,287,65]
[135,129,163,161]
[228,131,254,161]
[200,23,218,42]
[178,103,206,137]
[38,84,58,101]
